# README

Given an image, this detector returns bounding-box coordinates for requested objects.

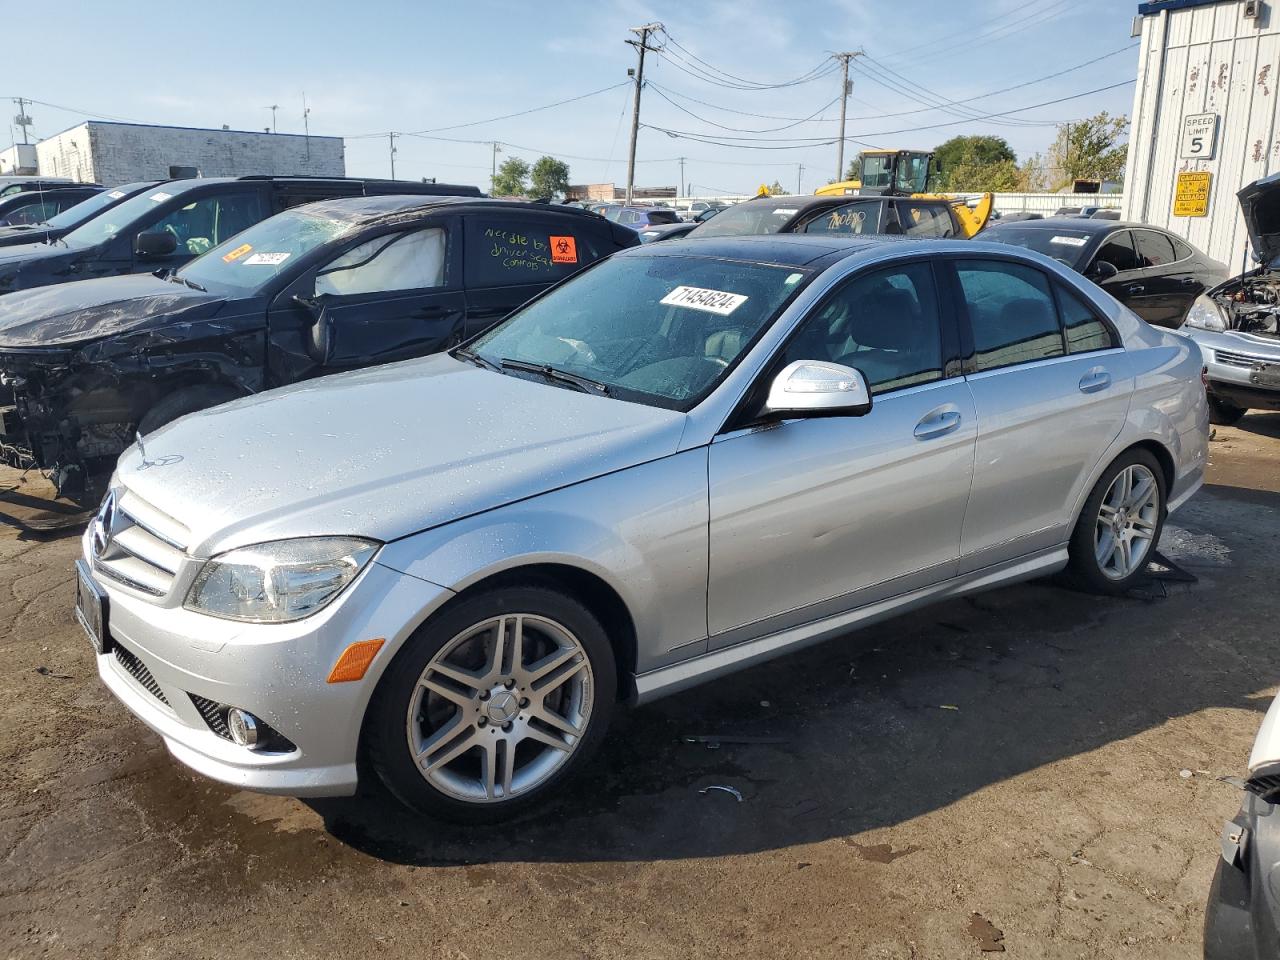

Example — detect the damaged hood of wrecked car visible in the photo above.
[117,352,690,555]
[1239,171,1280,270]
[0,274,226,348]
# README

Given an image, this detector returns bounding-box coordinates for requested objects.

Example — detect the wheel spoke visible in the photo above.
[486,617,508,680]
[525,645,580,685]
[428,660,485,693]
[1132,515,1157,535]
[521,725,571,753]
[533,704,582,738]
[1095,528,1115,566]
[1115,467,1133,504]
[421,676,475,709]
[1118,537,1133,575]
[480,739,499,798]
[421,725,478,771]
[499,739,517,797]
[1098,503,1118,521]
[1127,475,1155,510]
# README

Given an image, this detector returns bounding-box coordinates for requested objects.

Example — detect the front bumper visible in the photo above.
[83,539,453,797]
[1184,328,1280,410]
[1205,796,1280,960]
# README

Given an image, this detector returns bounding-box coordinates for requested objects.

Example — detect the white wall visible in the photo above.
[35,123,345,185]
[1123,0,1280,266]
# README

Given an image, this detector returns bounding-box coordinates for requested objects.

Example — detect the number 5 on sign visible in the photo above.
[1173,171,1212,218]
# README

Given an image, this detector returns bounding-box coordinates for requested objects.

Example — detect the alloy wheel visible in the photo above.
[405,614,594,803]
[1093,463,1160,580]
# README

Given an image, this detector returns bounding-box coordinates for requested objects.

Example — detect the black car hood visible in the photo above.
[0,274,226,348]
[1239,171,1280,269]
[0,228,54,249]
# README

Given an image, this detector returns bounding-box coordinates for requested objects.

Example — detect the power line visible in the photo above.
[877,0,1075,69]
[657,30,838,90]
[647,85,842,133]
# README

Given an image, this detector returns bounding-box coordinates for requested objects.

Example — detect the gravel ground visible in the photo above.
[1,413,1277,960]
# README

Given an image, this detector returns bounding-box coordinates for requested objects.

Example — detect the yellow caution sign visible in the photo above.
[1173,171,1212,217]
[756,183,771,197]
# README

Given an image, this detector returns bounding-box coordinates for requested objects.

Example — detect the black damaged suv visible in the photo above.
[0,196,638,496]
[0,175,482,296]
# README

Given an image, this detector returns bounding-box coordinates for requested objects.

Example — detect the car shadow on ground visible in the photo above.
[306,495,1275,867]
[1233,411,1280,440]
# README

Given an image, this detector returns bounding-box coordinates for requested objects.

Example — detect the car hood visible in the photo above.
[1249,692,1280,775]
[118,353,690,556]
[0,273,225,348]
[1239,171,1280,269]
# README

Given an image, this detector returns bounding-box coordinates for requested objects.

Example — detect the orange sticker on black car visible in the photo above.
[222,243,252,263]
[550,236,578,264]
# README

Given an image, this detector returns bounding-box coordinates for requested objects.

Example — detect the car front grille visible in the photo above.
[1215,348,1271,369]
[189,693,233,740]
[113,641,170,706]
[92,489,190,598]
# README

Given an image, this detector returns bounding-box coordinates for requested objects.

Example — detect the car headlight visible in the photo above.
[1183,294,1228,332]
[184,537,379,622]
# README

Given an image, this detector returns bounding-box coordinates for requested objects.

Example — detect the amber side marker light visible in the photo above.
[327,638,386,683]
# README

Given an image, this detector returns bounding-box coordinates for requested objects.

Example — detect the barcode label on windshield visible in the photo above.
[660,285,749,316]
[1051,235,1088,247]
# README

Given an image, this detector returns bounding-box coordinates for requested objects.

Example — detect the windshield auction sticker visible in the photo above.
[661,285,749,316]
[243,252,290,266]
[1050,236,1089,247]
[149,192,172,203]
[222,243,253,263]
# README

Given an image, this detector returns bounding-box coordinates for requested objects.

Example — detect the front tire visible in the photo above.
[1068,449,1166,595]
[366,585,616,822]
[1208,395,1247,426]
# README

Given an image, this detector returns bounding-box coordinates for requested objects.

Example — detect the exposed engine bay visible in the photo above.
[1214,272,1280,338]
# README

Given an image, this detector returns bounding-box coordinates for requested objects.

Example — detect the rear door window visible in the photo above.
[1134,229,1176,267]
[463,217,603,289]
[1094,231,1140,272]
[800,202,883,235]
[1056,285,1116,354]
[956,260,1064,372]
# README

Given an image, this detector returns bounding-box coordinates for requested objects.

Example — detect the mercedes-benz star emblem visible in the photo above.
[91,491,116,558]
[486,691,519,724]
[134,430,183,471]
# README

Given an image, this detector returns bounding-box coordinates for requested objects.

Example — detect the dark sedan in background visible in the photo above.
[0,186,103,229]
[690,194,961,240]
[981,217,1227,328]
[0,181,159,249]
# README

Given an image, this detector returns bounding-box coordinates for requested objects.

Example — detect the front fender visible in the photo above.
[375,448,711,675]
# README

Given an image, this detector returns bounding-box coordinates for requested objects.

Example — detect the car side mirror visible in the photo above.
[1090,259,1119,282]
[762,360,872,420]
[296,293,334,364]
[135,230,178,259]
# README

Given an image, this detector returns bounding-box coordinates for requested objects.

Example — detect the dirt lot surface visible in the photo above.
[2,414,1278,960]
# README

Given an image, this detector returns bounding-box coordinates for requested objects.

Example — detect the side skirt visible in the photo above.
[631,545,1068,705]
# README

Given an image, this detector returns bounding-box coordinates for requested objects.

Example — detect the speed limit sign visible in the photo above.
[1181,113,1219,160]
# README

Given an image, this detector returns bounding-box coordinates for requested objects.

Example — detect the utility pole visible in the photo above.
[491,142,502,187]
[388,132,398,179]
[833,52,862,182]
[301,93,312,161]
[797,162,804,195]
[624,22,663,204]
[265,104,278,133]
[678,156,686,197]
[12,98,33,145]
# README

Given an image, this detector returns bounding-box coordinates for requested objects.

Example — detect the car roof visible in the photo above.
[985,215,1144,235]
[294,194,618,226]
[615,233,926,267]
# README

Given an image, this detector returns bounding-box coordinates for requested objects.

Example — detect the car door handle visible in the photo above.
[1079,369,1111,393]
[914,410,962,440]
[1125,284,1145,295]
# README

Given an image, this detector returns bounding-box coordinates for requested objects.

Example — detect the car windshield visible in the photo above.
[43,185,145,230]
[178,207,357,296]
[689,200,802,238]
[982,226,1094,269]
[467,254,812,411]
[61,187,188,249]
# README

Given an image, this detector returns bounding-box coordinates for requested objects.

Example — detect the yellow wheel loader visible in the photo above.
[815,149,993,238]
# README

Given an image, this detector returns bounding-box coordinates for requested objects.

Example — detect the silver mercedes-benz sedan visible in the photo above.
[76,234,1209,820]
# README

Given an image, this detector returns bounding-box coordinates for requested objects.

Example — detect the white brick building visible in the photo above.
[32,122,345,185]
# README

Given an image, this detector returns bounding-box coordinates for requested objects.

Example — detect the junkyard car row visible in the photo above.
[0,166,1276,952]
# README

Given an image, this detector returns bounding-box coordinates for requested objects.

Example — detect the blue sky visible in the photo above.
[5,0,1142,194]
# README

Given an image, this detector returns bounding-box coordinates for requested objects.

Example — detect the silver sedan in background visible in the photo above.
[76,235,1209,821]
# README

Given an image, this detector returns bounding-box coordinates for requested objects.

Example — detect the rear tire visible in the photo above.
[1068,448,1167,595]
[137,385,241,434]
[366,585,616,823]
[1207,395,1247,426]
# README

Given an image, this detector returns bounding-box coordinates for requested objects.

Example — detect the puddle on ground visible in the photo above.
[1160,524,1232,567]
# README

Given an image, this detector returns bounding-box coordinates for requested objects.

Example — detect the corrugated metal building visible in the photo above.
[33,122,345,186]
[1123,0,1280,267]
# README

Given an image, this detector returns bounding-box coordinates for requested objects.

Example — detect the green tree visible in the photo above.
[528,155,571,199]
[491,157,530,196]
[768,179,786,195]
[1046,112,1129,190]
[933,135,1016,191]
